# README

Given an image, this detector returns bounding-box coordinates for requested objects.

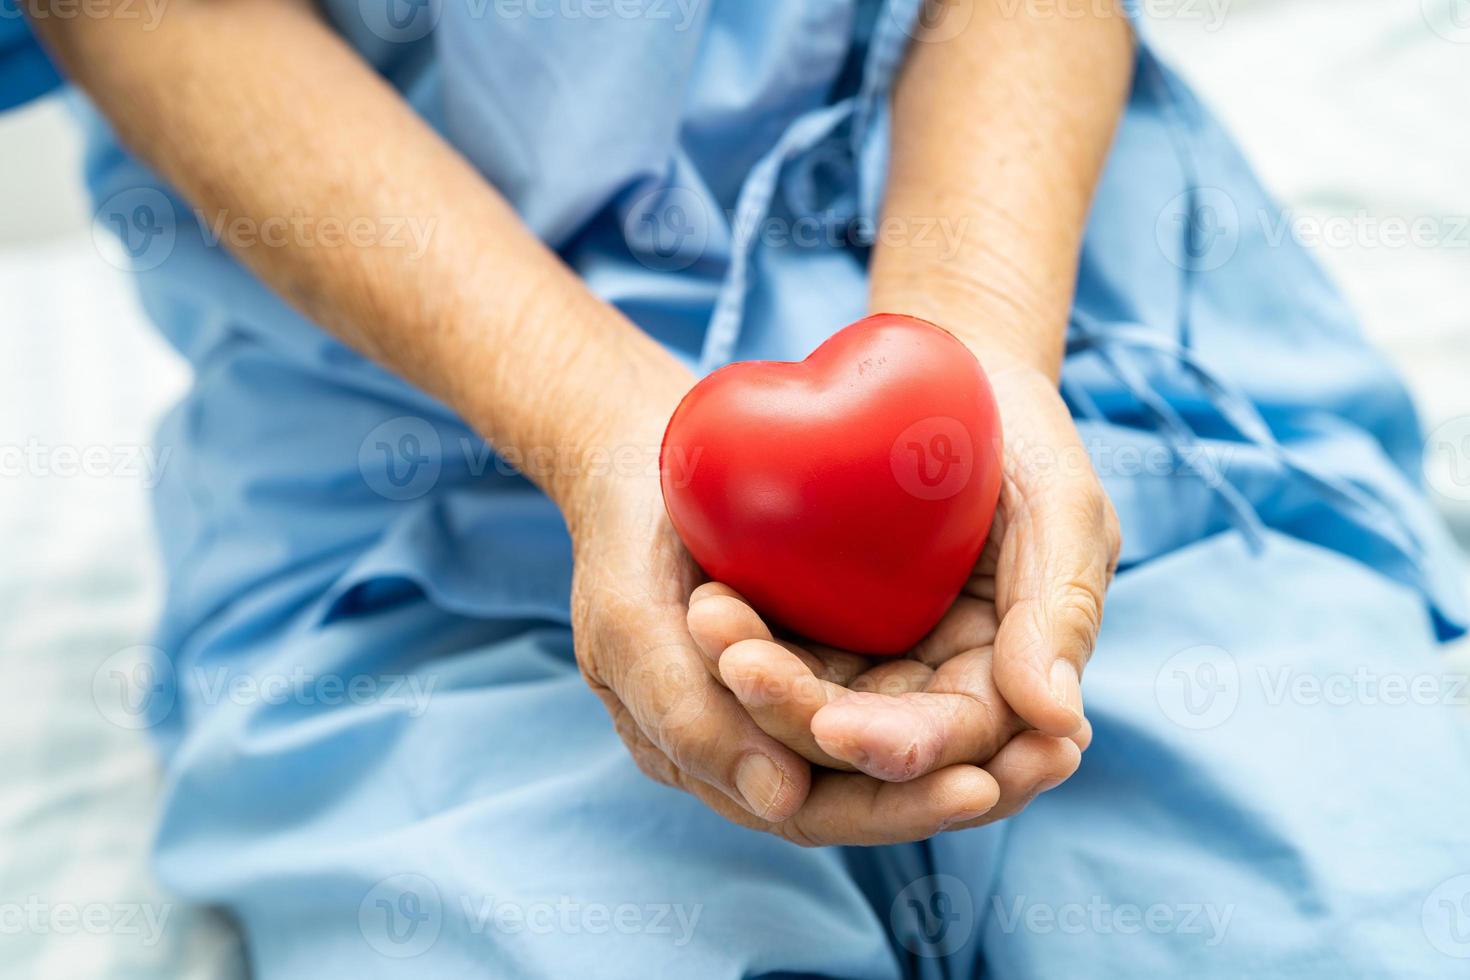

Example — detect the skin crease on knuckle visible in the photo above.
[997,741,1082,798]
[771,811,826,849]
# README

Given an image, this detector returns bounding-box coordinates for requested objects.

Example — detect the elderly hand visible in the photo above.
[686,347,1119,819]
[564,402,1010,846]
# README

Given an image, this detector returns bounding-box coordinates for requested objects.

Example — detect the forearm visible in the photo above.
[871,0,1134,378]
[27,0,689,517]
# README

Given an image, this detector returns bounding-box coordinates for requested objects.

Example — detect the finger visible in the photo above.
[794,642,873,686]
[611,636,811,821]
[943,731,1081,830]
[781,765,1001,847]
[687,586,869,687]
[719,638,854,769]
[849,657,933,695]
[687,587,773,670]
[811,649,1026,781]
[1070,715,1093,752]
[689,581,746,605]
[909,594,998,668]
[663,762,1001,848]
[993,429,1121,737]
[968,532,1001,586]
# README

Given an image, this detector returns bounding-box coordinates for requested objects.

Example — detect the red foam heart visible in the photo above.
[661,313,1003,655]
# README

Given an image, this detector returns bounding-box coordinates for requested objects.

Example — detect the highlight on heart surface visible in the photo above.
[659,313,1003,655]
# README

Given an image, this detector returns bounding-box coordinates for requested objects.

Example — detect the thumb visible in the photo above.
[991,421,1120,736]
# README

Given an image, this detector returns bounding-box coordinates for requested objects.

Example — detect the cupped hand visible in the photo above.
[564,411,1007,846]
[688,581,1088,828]
[686,348,1119,812]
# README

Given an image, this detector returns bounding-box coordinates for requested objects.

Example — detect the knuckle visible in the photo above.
[605,698,651,758]
[1051,577,1105,645]
[622,643,715,743]
[775,814,825,849]
[954,687,1023,757]
[1104,502,1122,552]
[576,645,609,694]
[1092,485,1123,570]
[603,699,679,789]
[660,728,703,776]
[659,720,731,788]
[630,748,676,788]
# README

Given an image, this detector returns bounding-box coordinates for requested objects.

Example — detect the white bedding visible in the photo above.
[0,238,245,977]
[2,3,1467,976]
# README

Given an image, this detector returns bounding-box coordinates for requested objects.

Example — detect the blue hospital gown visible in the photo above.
[16,0,1470,974]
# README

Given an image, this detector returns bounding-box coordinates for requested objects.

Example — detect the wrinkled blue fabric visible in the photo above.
[39,0,1470,974]
[0,0,62,110]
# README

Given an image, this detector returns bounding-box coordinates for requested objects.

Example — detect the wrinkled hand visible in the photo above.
[687,349,1120,813]
[566,414,1006,846]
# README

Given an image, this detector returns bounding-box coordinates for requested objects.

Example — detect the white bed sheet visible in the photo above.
[0,238,244,978]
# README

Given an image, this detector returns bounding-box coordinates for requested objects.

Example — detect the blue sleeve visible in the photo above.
[0,0,64,111]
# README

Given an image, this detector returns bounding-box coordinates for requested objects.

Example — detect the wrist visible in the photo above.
[435,271,694,539]
[554,366,692,550]
[869,255,1069,383]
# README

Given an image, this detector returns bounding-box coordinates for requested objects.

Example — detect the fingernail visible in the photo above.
[1036,775,1067,795]
[814,734,869,771]
[1049,660,1083,719]
[735,753,784,818]
[1071,716,1094,751]
[941,803,994,831]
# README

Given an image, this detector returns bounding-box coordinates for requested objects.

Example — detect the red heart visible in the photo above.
[661,313,1003,655]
